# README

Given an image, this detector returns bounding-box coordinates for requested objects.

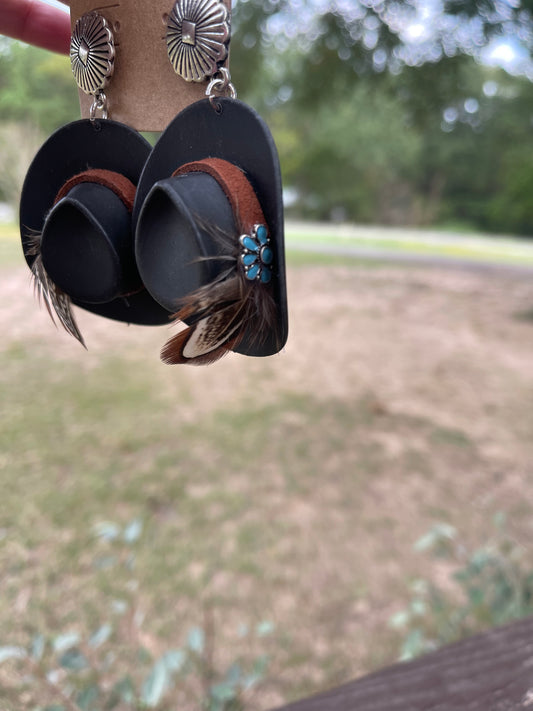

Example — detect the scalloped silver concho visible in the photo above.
[70,12,115,95]
[166,0,230,83]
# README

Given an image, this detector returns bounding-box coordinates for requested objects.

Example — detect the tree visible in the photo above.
[229,1,533,232]
[272,82,422,223]
[0,41,78,134]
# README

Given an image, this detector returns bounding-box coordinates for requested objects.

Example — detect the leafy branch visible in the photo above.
[0,518,274,711]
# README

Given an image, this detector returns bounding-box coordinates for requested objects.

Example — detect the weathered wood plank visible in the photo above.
[273,617,533,711]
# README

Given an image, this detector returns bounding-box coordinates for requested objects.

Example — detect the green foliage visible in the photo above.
[0,42,78,204]
[0,519,273,711]
[488,151,533,235]
[230,0,290,103]
[391,515,533,660]
[278,83,422,222]
[0,42,78,134]
[444,0,533,41]
[0,122,44,205]
[230,1,533,233]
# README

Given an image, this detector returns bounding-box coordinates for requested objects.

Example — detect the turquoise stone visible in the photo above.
[246,263,260,280]
[256,225,269,244]
[260,268,272,284]
[260,246,273,265]
[242,253,257,266]
[242,235,259,252]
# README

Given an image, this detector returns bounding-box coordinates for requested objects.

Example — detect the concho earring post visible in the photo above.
[165,0,232,84]
[70,11,115,120]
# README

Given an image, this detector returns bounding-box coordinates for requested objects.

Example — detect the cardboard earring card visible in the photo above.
[60,0,231,131]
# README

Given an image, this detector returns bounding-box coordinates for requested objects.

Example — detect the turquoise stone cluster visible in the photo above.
[239,224,273,284]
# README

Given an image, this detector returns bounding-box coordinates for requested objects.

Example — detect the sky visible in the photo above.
[44,0,68,9]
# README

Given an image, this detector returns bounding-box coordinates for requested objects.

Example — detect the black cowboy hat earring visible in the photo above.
[19,11,169,347]
[132,0,288,365]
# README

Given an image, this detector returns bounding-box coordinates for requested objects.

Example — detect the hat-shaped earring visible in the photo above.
[132,0,288,365]
[19,12,170,347]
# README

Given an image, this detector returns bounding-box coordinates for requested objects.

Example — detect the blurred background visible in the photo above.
[2,0,533,232]
[1,2,533,710]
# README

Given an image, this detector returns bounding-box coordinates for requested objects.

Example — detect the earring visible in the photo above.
[130,0,288,365]
[165,0,230,84]
[70,11,115,120]
[19,12,170,348]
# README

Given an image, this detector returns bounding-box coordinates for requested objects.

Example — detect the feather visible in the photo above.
[161,301,244,365]
[160,218,277,366]
[25,231,86,348]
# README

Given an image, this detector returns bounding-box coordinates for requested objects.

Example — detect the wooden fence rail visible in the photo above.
[273,617,533,711]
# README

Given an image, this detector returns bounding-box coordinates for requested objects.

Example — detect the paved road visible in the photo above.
[285,222,533,275]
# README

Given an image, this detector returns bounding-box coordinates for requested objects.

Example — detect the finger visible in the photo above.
[0,0,71,55]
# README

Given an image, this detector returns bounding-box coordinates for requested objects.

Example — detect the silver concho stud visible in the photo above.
[166,0,230,83]
[70,12,115,95]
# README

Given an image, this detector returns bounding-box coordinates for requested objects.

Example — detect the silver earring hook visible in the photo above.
[206,67,237,111]
[89,90,109,121]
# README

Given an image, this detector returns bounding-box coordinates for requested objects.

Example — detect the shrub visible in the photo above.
[390,515,533,660]
[0,519,273,711]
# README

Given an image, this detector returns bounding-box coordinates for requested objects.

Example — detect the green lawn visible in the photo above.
[0,224,23,267]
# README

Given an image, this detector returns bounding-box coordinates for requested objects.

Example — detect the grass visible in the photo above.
[1,220,533,708]
[0,225,23,267]
[0,345,489,673]
[0,352,408,672]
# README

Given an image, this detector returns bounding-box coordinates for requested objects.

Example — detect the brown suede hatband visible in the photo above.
[172,158,267,234]
[54,169,137,212]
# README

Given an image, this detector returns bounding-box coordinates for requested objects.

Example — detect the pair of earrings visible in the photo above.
[19,0,288,365]
[70,0,232,120]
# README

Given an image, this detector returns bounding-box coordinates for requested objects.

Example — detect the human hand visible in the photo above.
[0,0,70,54]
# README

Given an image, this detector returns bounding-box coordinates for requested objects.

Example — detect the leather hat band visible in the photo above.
[54,169,136,212]
[172,158,267,234]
